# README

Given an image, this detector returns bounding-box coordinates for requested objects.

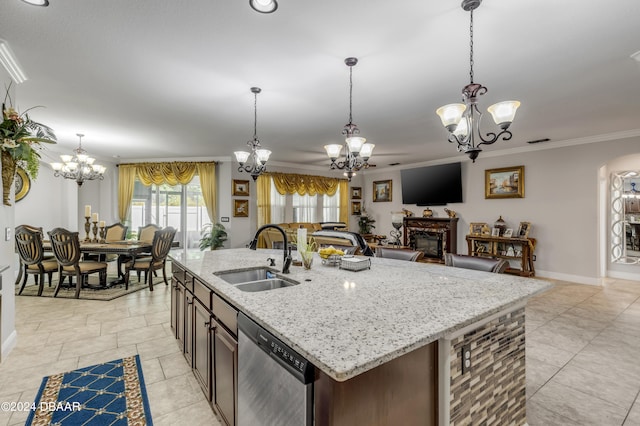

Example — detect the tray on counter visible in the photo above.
[339,256,371,272]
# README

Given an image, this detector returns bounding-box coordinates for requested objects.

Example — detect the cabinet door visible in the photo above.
[213,323,238,426]
[184,290,194,366]
[171,279,185,344]
[170,278,179,336]
[193,300,212,400]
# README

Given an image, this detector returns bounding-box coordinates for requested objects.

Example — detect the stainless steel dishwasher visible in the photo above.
[238,313,314,426]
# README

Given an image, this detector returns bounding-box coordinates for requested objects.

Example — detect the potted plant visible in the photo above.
[199,223,228,250]
[358,211,376,235]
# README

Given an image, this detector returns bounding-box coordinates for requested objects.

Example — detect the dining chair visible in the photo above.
[87,222,129,262]
[123,226,176,291]
[117,223,160,277]
[375,247,424,262]
[48,227,108,298]
[15,225,58,296]
[444,253,509,273]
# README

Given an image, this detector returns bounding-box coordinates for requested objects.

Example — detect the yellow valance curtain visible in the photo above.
[268,172,344,196]
[256,174,271,228]
[117,161,217,223]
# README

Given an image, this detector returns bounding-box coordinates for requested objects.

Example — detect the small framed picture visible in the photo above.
[517,222,531,238]
[503,228,514,238]
[233,199,249,217]
[233,179,250,196]
[373,180,392,202]
[485,165,525,199]
[351,201,362,215]
[351,187,362,200]
[491,227,500,237]
[469,222,489,236]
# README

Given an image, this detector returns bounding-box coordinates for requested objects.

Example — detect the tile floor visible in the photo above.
[1,276,639,425]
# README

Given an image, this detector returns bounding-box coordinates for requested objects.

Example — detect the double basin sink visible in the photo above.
[214,267,299,292]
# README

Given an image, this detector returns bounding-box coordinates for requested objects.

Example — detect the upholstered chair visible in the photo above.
[117,223,160,276]
[444,253,509,273]
[123,227,176,291]
[15,225,58,296]
[375,247,424,262]
[48,228,108,298]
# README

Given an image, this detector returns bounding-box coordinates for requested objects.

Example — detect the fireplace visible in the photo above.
[411,232,444,259]
[403,217,458,263]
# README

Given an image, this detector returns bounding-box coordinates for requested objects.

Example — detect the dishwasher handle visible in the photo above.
[238,313,315,384]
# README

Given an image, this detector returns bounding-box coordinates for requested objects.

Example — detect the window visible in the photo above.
[129,175,210,248]
[270,181,340,223]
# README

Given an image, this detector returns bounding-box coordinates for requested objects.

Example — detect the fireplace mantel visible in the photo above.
[403,217,458,263]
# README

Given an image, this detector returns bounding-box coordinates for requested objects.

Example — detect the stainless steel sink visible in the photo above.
[235,278,297,292]
[214,267,299,291]
[214,267,277,284]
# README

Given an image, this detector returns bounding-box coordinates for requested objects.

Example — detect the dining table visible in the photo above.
[16,240,153,288]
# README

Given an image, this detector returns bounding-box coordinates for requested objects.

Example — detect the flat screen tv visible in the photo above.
[400,162,463,206]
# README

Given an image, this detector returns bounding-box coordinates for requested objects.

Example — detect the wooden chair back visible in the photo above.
[150,227,176,263]
[48,228,82,267]
[138,224,160,244]
[105,223,128,242]
[15,225,46,265]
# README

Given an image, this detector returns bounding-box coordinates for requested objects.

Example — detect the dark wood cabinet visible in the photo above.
[171,263,238,425]
[193,299,212,399]
[403,217,458,263]
[213,322,238,426]
[466,234,536,277]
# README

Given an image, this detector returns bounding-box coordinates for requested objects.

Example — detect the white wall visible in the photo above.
[361,136,640,285]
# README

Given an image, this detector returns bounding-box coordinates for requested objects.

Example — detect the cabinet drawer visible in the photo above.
[171,263,185,284]
[193,278,212,310]
[212,293,238,336]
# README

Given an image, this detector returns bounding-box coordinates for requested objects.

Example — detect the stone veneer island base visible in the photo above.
[169,248,550,426]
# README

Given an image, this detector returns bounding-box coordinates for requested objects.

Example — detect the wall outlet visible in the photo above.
[221,217,229,222]
[5,227,11,241]
[461,344,471,374]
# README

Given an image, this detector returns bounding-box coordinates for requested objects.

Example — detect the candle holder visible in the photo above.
[390,222,402,247]
[99,226,106,243]
[84,216,91,242]
[92,221,99,243]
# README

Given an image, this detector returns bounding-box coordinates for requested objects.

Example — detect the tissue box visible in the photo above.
[339,256,371,272]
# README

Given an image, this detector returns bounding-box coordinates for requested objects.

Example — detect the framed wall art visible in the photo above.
[351,186,362,200]
[233,199,249,217]
[232,179,250,196]
[373,180,392,202]
[351,201,362,215]
[485,165,524,199]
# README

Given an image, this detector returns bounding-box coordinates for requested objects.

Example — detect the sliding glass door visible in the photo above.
[129,176,210,248]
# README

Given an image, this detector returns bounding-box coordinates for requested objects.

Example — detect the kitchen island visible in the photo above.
[169,248,551,426]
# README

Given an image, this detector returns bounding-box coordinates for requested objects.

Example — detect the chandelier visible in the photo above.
[436,0,520,163]
[325,57,375,182]
[50,133,106,186]
[234,87,271,181]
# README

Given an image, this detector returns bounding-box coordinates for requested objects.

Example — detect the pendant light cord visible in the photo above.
[348,64,354,124]
[469,9,474,84]
[253,91,258,140]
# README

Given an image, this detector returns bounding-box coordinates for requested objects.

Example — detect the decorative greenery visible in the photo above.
[358,210,376,234]
[199,223,228,250]
[1,82,57,179]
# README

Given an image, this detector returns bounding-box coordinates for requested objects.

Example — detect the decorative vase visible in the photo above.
[494,215,507,236]
[1,150,16,206]
[300,250,314,270]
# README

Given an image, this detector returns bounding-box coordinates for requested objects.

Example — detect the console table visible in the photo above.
[403,217,458,263]
[465,234,536,277]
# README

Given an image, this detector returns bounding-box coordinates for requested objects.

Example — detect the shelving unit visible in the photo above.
[465,234,536,277]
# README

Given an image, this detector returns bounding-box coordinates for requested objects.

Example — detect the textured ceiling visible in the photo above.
[1,0,640,169]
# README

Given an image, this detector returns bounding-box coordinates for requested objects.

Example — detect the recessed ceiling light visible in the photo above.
[20,0,49,6]
[631,51,640,62]
[249,0,278,14]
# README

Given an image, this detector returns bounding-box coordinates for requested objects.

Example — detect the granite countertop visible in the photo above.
[170,248,551,382]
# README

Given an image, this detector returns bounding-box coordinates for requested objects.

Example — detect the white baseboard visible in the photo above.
[535,270,601,286]
[606,270,640,282]
[1,329,17,362]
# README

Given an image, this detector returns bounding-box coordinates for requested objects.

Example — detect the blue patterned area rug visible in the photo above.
[26,355,153,425]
